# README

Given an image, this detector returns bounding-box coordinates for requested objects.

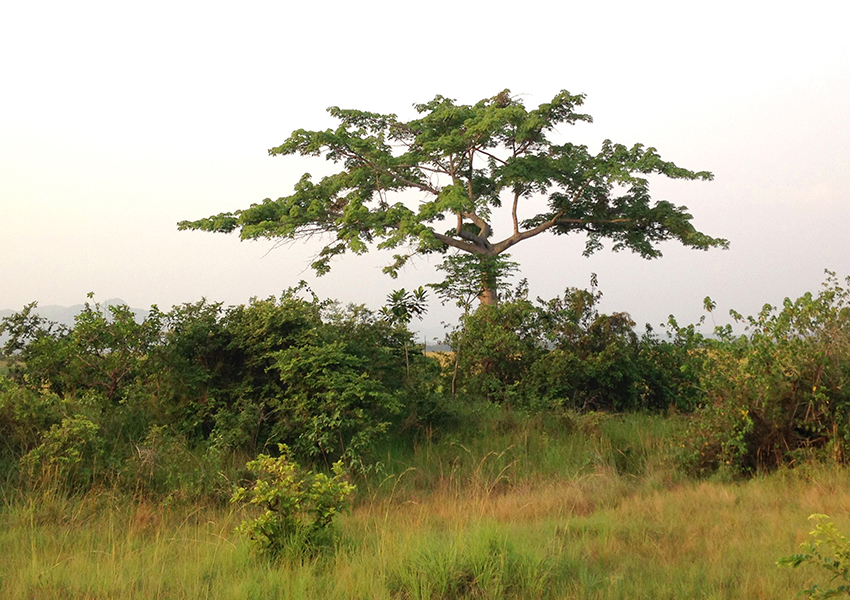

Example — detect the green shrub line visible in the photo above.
[3,272,850,596]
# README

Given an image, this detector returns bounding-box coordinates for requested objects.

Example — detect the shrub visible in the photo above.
[269,341,401,464]
[19,414,104,489]
[446,277,695,412]
[682,272,850,475]
[446,281,545,404]
[779,514,850,598]
[0,381,65,463]
[231,445,355,559]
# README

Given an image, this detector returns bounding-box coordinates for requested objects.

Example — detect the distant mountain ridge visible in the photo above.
[0,299,149,329]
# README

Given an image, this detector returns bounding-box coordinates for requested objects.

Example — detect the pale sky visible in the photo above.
[3,1,849,342]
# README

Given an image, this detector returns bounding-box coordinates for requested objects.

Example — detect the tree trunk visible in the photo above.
[478,285,498,306]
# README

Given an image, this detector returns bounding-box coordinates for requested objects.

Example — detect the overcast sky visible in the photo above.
[2,1,849,341]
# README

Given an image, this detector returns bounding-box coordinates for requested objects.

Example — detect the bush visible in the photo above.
[231,445,355,559]
[682,272,850,475]
[446,278,695,412]
[0,381,66,466]
[19,414,104,489]
[269,341,401,464]
[447,284,544,404]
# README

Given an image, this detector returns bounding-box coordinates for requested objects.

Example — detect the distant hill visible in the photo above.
[0,299,149,330]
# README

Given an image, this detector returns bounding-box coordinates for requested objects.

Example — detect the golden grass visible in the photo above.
[1,421,846,599]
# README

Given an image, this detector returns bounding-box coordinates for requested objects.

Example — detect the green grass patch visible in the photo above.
[0,411,840,599]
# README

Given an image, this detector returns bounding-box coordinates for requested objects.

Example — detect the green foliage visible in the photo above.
[1,286,421,493]
[447,281,544,403]
[1,297,164,414]
[0,301,66,358]
[180,89,726,299]
[446,277,696,411]
[430,253,519,311]
[231,445,355,559]
[269,342,400,463]
[529,280,647,411]
[122,425,227,501]
[0,382,66,465]
[20,414,103,489]
[638,315,708,412]
[382,286,428,326]
[779,514,850,598]
[682,271,850,475]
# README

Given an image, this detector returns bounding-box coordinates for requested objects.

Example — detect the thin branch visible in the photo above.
[467,148,474,201]
[416,163,451,176]
[338,149,440,196]
[473,147,508,166]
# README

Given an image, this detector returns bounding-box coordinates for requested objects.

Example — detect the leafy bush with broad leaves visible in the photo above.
[231,445,355,559]
[529,281,646,411]
[1,283,419,490]
[779,514,850,598]
[19,414,104,489]
[446,277,696,411]
[447,281,545,404]
[0,381,67,480]
[682,271,850,475]
[1,296,163,406]
[269,341,401,464]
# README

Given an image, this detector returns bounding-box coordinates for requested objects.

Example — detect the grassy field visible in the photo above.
[0,410,841,599]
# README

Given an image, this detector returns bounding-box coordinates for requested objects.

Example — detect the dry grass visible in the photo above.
[1,416,845,599]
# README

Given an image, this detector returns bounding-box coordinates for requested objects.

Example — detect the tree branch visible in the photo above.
[338,149,440,196]
[432,231,491,255]
[461,211,492,239]
[492,214,631,254]
[457,227,494,251]
[474,147,508,166]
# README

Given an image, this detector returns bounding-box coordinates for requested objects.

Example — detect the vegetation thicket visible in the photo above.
[3,272,850,597]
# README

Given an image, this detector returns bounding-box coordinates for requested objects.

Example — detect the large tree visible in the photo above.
[179,89,727,304]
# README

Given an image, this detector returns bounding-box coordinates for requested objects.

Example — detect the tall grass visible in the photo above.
[0,409,842,599]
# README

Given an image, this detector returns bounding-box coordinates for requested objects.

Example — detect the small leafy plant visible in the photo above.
[779,514,850,598]
[231,445,355,559]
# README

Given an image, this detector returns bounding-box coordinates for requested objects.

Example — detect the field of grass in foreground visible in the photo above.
[0,411,843,599]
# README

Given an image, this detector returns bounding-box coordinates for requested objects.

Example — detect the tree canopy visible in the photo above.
[179,89,727,304]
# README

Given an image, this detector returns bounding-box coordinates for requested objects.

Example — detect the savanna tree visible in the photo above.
[180,89,727,305]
